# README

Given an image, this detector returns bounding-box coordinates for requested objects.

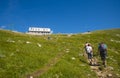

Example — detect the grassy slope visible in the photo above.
[0,29,120,78]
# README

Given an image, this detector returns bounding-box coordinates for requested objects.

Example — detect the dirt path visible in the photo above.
[26,52,65,78]
[83,52,114,78]
[90,65,112,78]
[90,57,114,78]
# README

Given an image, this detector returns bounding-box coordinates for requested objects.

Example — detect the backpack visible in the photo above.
[99,44,107,52]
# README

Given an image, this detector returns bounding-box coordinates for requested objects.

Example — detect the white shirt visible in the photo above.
[86,46,92,53]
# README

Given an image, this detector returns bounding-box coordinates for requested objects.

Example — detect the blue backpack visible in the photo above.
[99,44,107,52]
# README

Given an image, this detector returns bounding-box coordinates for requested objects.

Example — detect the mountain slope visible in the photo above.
[0,29,120,78]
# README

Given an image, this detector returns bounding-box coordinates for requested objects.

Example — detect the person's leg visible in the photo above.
[101,52,107,67]
[89,53,93,65]
[102,60,106,67]
[103,55,107,67]
[88,53,91,64]
[100,52,106,66]
[90,58,92,65]
[101,56,107,67]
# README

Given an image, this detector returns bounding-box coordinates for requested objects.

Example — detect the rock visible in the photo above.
[26,41,31,44]
[108,66,114,71]
[71,57,75,60]
[90,66,98,70]
[66,50,69,53]
[30,76,33,78]
[97,72,102,77]
[107,74,112,77]
[37,43,42,47]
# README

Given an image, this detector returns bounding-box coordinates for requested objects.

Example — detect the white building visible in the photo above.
[27,27,52,35]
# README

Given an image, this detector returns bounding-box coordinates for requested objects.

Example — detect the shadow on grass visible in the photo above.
[79,58,88,65]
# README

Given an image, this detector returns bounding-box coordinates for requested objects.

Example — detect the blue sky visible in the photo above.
[0,0,120,33]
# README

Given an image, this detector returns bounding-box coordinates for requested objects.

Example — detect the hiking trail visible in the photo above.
[26,52,65,78]
[83,51,117,78]
[88,57,115,78]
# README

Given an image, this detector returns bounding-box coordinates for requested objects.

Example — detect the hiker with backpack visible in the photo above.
[85,43,93,65]
[98,42,107,67]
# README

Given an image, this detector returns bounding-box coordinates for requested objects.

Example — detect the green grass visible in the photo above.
[0,29,120,78]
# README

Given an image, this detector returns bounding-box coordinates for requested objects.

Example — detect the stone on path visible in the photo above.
[90,66,99,70]
[37,43,42,47]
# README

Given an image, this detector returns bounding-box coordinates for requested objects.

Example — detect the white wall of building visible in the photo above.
[27,27,52,35]
[29,27,51,32]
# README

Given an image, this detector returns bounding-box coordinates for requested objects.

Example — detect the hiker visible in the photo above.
[84,42,89,54]
[83,42,89,57]
[98,42,107,67]
[85,43,93,65]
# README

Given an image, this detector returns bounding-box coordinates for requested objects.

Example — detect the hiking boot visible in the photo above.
[103,62,107,67]
[89,62,92,65]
